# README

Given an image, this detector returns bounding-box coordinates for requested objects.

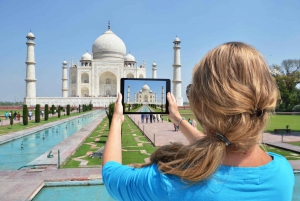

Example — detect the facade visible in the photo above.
[24,25,183,107]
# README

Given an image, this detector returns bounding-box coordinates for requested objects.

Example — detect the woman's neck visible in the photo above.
[222,145,272,167]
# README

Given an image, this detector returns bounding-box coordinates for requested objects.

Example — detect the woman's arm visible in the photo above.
[102,93,124,166]
[167,92,205,143]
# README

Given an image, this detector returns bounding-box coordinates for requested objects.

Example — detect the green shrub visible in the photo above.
[35,104,40,123]
[106,102,114,129]
[45,104,49,121]
[23,105,28,125]
[10,110,13,127]
[67,104,70,116]
[58,105,61,118]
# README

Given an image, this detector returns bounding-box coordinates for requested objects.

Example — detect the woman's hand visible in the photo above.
[113,93,124,123]
[167,92,182,124]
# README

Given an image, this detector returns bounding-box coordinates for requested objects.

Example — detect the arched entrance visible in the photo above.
[99,71,117,97]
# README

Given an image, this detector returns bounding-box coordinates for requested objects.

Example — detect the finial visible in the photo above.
[108,20,110,30]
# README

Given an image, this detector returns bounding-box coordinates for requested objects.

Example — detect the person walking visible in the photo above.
[4,111,8,120]
[28,110,32,120]
[17,112,20,121]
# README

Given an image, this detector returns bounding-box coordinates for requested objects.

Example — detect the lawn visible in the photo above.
[62,115,157,168]
[0,111,88,136]
[178,109,300,133]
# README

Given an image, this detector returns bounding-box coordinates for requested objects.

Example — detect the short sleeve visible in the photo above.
[102,161,168,201]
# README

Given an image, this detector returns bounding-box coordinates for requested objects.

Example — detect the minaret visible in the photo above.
[172,36,183,106]
[62,60,68,97]
[127,85,130,103]
[25,31,37,99]
[161,86,164,104]
[152,62,157,78]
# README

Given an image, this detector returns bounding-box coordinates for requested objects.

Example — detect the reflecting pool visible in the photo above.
[0,110,105,170]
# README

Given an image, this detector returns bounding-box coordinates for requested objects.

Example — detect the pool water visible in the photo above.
[293,174,300,201]
[0,110,105,170]
[33,184,114,201]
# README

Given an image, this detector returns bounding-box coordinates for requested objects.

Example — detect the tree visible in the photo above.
[51,105,55,116]
[106,102,114,129]
[67,104,70,116]
[45,104,49,121]
[10,110,13,127]
[58,105,61,118]
[35,104,40,123]
[79,104,81,113]
[270,61,300,111]
[23,105,28,125]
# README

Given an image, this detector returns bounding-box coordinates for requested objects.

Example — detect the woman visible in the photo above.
[102,42,294,200]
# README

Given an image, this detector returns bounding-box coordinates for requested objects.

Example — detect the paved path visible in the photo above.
[128,114,189,146]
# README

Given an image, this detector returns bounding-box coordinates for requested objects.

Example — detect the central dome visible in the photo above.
[92,29,126,60]
[142,84,150,92]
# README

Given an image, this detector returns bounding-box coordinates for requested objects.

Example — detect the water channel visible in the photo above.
[0,110,105,170]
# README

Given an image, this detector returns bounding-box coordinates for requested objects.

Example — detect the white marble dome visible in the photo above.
[81,52,92,61]
[92,29,126,60]
[142,84,150,92]
[62,60,67,64]
[174,37,180,43]
[152,62,157,67]
[27,32,35,38]
[124,53,135,62]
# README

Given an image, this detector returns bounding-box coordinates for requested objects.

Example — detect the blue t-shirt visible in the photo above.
[102,152,294,201]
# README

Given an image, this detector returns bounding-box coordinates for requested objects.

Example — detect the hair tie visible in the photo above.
[253,108,263,117]
[216,132,231,146]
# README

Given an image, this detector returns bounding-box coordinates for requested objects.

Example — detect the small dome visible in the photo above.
[62,60,67,65]
[152,62,157,67]
[26,32,35,39]
[174,37,180,42]
[92,29,126,60]
[81,52,92,61]
[124,53,135,62]
[142,84,150,92]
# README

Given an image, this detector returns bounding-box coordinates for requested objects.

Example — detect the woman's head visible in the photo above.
[189,42,277,151]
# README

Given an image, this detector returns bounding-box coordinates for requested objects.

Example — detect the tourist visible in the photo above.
[146,114,149,123]
[150,114,153,123]
[13,111,17,120]
[8,112,11,119]
[102,42,294,200]
[141,114,145,123]
[161,114,164,123]
[192,119,197,128]
[156,114,160,122]
[28,110,32,120]
[153,114,156,122]
[4,111,8,120]
[17,112,20,121]
[188,118,193,125]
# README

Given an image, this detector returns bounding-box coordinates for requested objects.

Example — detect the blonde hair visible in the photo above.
[147,42,278,182]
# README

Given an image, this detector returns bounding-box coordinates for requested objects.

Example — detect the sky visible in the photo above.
[1,0,300,102]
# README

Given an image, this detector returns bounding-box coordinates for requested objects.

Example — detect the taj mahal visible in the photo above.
[24,24,183,107]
